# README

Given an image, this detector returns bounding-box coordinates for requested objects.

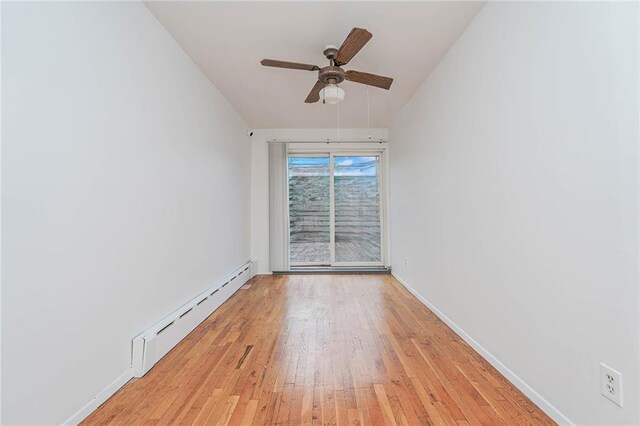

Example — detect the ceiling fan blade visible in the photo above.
[334,28,372,65]
[345,70,393,90]
[305,80,325,103]
[260,59,320,71]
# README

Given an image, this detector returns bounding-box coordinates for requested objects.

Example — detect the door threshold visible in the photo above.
[276,266,391,275]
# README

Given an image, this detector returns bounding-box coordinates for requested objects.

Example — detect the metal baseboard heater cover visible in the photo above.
[132,261,253,377]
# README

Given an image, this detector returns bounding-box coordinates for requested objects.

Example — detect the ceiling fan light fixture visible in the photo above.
[320,84,345,105]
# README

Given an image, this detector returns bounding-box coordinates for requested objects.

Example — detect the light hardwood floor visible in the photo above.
[83,274,555,425]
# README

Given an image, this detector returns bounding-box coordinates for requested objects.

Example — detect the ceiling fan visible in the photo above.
[260,27,393,104]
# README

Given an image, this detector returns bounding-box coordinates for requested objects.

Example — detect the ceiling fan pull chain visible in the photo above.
[337,94,340,143]
[367,86,371,139]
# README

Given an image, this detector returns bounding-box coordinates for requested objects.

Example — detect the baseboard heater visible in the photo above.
[131,260,254,377]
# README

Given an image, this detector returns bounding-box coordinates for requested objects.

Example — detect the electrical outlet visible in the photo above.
[600,363,623,407]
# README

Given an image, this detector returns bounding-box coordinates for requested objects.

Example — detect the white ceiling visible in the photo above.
[145,1,485,128]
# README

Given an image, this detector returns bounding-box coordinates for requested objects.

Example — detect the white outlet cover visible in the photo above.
[600,363,623,407]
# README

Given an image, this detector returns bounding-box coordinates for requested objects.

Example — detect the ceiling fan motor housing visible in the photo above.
[319,66,345,85]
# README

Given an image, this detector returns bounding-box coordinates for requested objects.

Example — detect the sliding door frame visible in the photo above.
[287,144,388,268]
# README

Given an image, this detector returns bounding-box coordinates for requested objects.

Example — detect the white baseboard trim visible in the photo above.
[95,368,134,407]
[63,261,253,425]
[391,272,574,426]
[63,368,134,426]
[63,398,97,426]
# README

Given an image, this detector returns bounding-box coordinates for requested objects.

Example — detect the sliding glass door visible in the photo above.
[288,153,383,267]
[288,156,331,265]
[333,156,381,264]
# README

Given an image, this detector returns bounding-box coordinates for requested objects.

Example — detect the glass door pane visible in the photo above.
[288,156,331,265]
[333,156,381,263]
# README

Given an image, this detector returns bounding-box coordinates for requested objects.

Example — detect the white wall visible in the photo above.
[250,128,388,274]
[390,2,639,425]
[390,2,640,425]
[1,2,251,424]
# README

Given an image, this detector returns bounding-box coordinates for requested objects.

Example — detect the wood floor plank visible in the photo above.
[373,384,399,426]
[82,274,556,426]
